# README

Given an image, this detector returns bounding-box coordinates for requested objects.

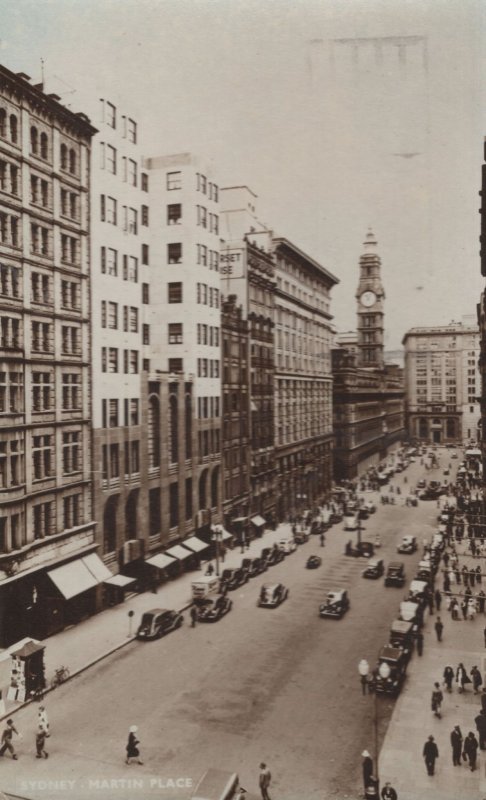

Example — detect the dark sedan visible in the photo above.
[241,557,266,578]
[220,567,248,591]
[136,608,184,640]
[306,555,322,569]
[197,594,232,622]
[362,558,384,579]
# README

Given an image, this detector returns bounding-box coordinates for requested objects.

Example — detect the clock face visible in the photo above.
[361,291,376,308]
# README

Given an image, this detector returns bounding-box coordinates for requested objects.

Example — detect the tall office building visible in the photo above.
[0,66,97,646]
[145,154,223,538]
[403,317,480,444]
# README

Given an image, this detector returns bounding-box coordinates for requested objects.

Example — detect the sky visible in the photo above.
[1,0,485,348]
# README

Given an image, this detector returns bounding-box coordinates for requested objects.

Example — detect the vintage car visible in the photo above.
[397,535,418,554]
[407,579,429,605]
[197,594,233,622]
[306,555,322,569]
[278,538,297,555]
[417,478,426,489]
[241,557,266,579]
[319,589,350,619]
[399,599,423,628]
[136,608,184,640]
[370,645,408,696]
[358,507,369,521]
[293,529,309,544]
[220,568,248,592]
[451,452,458,458]
[257,583,289,608]
[329,512,343,525]
[362,558,385,579]
[416,561,434,583]
[261,546,285,566]
[389,619,415,663]
[362,501,376,514]
[384,562,406,588]
[345,540,374,558]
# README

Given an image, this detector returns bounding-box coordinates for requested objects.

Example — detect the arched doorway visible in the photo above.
[103,495,119,554]
[199,469,209,510]
[210,466,220,509]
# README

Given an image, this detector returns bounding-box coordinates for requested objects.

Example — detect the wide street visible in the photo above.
[1,456,454,800]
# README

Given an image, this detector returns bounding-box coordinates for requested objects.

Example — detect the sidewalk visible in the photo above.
[380,601,486,799]
[1,522,293,718]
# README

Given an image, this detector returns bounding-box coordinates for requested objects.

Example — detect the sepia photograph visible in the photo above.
[0,1,485,798]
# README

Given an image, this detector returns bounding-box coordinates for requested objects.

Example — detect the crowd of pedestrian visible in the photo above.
[0,704,49,761]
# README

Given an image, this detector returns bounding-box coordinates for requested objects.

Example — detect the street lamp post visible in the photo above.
[211,525,223,577]
[358,659,391,794]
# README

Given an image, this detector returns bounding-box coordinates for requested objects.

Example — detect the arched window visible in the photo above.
[0,109,6,138]
[210,466,219,509]
[125,490,138,540]
[185,392,192,459]
[147,396,160,468]
[9,115,17,143]
[60,143,67,170]
[40,132,48,160]
[198,469,208,510]
[69,148,76,175]
[30,126,38,155]
[169,395,178,463]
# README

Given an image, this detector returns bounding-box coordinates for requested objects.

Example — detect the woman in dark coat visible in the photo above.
[463,732,479,771]
[457,663,472,693]
[126,725,143,765]
[443,665,454,692]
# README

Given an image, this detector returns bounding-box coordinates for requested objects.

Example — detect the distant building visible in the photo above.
[0,66,96,646]
[332,231,405,479]
[403,318,481,444]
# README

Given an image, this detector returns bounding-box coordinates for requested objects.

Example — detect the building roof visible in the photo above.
[402,321,479,344]
[273,237,339,286]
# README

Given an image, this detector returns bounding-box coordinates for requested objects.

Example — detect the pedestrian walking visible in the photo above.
[190,605,198,628]
[461,600,468,620]
[471,665,483,694]
[451,599,459,621]
[35,725,48,759]
[361,751,374,792]
[468,599,477,621]
[463,732,479,771]
[319,533,325,547]
[205,562,214,576]
[381,783,398,800]
[423,735,439,775]
[478,591,486,614]
[450,725,463,766]
[443,666,454,692]
[415,630,424,656]
[0,719,20,759]
[431,682,443,718]
[125,725,143,765]
[475,710,486,750]
[38,705,49,735]
[258,763,272,800]
[456,663,471,693]
[434,589,442,611]
[476,565,482,584]
[434,617,444,642]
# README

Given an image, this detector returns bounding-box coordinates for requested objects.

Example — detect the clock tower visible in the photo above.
[356,228,385,369]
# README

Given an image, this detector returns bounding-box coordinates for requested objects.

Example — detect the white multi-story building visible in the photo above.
[145,153,222,533]
[403,317,481,444]
[90,98,152,572]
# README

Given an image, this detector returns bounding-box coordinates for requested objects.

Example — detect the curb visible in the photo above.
[0,602,193,724]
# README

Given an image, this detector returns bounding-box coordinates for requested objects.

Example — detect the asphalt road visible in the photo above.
[1,454,457,800]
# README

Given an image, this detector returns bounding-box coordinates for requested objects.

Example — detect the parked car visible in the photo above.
[451,452,458,458]
[371,645,408,696]
[416,561,434,583]
[220,568,248,592]
[278,538,297,555]
[417,479,426,489]
[293,529,309,544]
[191,576,221,602]
[384,562,406,588]
[362,558,385,579]
[319,589,350,619]
[136,608,184,640]
[241,557,266,578]
[362,501,376,514]
[399,599,423,628]
[389,619,415,663]
[261,546,285,566]
[257,583,289,608]
[329,512,343,525]
[197,594,232,622]
[397,535,418,554]
[306,555,322,569]
[407,579,428,605]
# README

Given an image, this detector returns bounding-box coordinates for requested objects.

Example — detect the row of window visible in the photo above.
[101,398,139,428]
[100,144,141,186]
[1,267,81,311]
[100,247,141,281]
[0,316,82,355]
[0,493,84,552]
[101,302,139,332]
[197,324,220,347]
[196,283,220,308]
[197,358,220,378]
[100,196,146,232]
[196,206,219,233]
[0,371,81,414]
[197,396,220,419]
[0,430,82,484]
[101,347,139,374]
[101,441,140,480]
[100,100,137,144]
[0,216,82,265]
